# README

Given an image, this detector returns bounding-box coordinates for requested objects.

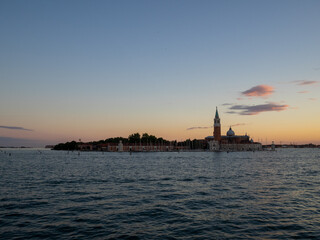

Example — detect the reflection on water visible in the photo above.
[0,149,319,239]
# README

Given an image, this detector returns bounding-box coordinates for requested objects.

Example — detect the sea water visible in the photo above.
[0,148,319,239]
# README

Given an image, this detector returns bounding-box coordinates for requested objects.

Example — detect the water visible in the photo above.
[1,149,319,239]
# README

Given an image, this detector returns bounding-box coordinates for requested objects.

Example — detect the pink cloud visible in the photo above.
[241,85,274,97]
[297,91,309,94]
[309,98,317,101]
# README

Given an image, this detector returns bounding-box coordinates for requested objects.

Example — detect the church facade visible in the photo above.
[206,107,262,151]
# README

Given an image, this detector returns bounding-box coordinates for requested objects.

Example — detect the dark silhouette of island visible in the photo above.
[53,133,208,152]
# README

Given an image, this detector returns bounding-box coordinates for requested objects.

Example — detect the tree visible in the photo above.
[53,141,78,150]
[148,135,157,144]
[128,133,140,143]
[141,133,149,144]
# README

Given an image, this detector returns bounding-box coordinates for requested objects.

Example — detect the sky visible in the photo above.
[1,0,320,147]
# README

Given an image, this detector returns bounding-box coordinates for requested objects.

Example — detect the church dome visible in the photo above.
[227,127,235,136]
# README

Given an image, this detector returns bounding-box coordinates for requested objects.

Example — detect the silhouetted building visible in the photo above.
[214,107,221,141]
[206,107,262,151]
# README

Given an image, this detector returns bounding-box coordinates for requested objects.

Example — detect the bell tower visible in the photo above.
[214,107,221,141]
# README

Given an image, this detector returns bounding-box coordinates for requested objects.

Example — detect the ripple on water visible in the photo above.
[0,149,320,239]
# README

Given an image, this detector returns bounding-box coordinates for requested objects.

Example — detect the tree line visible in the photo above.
[53,133,172,150]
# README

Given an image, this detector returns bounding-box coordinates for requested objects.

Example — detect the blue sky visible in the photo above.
[0,0,319,146]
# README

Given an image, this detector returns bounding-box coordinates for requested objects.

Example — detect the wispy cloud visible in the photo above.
[226,111,237,114]
[309,98,317,101]
[186,126,212,131]
[241,85,274,97]
[0,126,33,131]
[292,80,319,86]
[222,103,233,106]
[227,103,289,115]
[231,123,246,127]
[313,67,320,71]
[297,91,309,94]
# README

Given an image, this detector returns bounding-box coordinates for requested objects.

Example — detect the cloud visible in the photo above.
[313,67,320,71]
[292,80,319,86]
[297,91,309,94]
[309,98,317,101]
[0,126,33,131]
[222,103,233,106]
[186,126,212,131]
[227,103,289,115]
[187,122,248,130]
[241,85,274,97]
[225,111,237,114]
[231,123,246,127]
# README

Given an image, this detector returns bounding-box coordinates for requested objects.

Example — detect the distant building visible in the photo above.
[95,142,176,152]
[78,143,93,151]
[206,107,262,151]
[45,145,55,149]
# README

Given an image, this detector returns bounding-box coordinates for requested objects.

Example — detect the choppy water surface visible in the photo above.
[1,149,320,239]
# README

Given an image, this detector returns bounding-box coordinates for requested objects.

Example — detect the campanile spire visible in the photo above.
[214,107,221,141]
[215,106,219,119]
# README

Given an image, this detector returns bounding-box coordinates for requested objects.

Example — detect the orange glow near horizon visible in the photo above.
[1,102,319,145]
[1,122,319,145]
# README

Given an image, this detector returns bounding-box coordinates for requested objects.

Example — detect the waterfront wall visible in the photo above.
[208,140,262,151]
[220,143,262,151]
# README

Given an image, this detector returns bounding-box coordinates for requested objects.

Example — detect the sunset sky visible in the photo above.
[1,0,320,146]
